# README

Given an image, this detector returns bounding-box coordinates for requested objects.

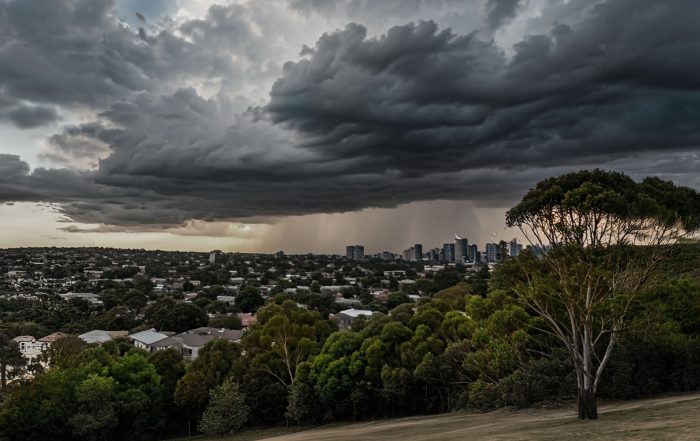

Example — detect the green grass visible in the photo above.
[184,393,700,441]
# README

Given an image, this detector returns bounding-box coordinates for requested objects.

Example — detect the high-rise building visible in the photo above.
[509,239,524,257]
[454,235,468,263]
[485,243,499,263]
[209,250,222,263]
[414,244,423,261]
[428,248,441,261]
[442,243,455,263]
[346,245,365,261]
[468,244,479,262]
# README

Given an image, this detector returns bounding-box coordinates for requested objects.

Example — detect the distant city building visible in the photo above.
[528,244,551,258]
[414,244,423,261]
[485,243,499,263]
[468,244,479,262]
[209,250,222,263]
[454,235,468,263]
[346,245,365,261]
[442,243,455,263]
[428,248,442,261]
[509,239,524,257]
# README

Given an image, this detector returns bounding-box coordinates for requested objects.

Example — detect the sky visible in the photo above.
[0,0,699,254]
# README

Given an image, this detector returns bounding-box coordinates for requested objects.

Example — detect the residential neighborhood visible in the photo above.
[0,245,492,385]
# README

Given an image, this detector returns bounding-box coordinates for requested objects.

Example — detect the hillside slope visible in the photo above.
[248,394,700,441]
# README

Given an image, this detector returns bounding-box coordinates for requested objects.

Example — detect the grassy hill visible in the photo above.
[194,394,700,441]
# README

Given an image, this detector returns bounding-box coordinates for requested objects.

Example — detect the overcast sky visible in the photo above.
[0,0,698,254]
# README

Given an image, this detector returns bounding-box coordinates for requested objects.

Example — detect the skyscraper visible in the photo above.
[468,244,479,262]
[509,239,523,257]
[414,244,423,261]
[346,245,365,261]
[442,243,455,263]
[485,243,499,263]
[454,235,468,263]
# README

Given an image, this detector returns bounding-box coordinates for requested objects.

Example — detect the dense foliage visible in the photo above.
[1,258,698,440]
[505,170,700,419]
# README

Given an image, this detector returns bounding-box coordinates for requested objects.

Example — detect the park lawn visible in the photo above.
[188,393,700,441]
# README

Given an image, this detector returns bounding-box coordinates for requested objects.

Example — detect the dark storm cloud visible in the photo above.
[3,104,59,128]
[2,0,700,231]
[0,0,257,128]
[485,0,523,30]
[268,1,700,177]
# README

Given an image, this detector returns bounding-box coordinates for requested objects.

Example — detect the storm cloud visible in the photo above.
[1,0,699,234]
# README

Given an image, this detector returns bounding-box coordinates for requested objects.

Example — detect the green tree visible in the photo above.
[245,301,332,387]
[109,351,164,440]
[433,270,461,291]
[122,289,147,310]
[198,380,249,435]
[385,292,410,310]
[148,348,186,406]
[236,286,264,313]
[148,302,208,333]
[68,375,118,441]
[40,335,86,369]
[175,340,243,432]
[0,333,25,388]
[506,170,700,419]
[209,314,242,329]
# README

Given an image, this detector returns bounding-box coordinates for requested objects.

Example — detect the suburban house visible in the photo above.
[13,336,43,362]
[239,313,257,329]
[129,327,244,360]
[38,332,67,349]
[13,332,67,364]
[79,330,128,345]
[59,292,102,304]
[156,327,244,360]
[370,288,391,301]
[331,309,374,329]
[129,329,170,352]
[216,295,236,305]
[335,297,363,308]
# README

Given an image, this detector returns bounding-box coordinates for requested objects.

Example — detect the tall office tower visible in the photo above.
[454,235,468,263]
[414,244,423,261]
[346,245,365,261]
[509,239,524,257]
[442,243,455,263]
[468,244,479,262]
[209,250,222,263]
[485,243,499,262]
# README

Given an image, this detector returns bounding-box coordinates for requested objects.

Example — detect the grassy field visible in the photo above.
[192,393,700,441]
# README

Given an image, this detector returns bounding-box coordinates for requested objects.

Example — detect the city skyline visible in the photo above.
[1,0,699,252]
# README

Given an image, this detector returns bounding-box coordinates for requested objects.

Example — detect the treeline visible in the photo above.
[1,259,700,440]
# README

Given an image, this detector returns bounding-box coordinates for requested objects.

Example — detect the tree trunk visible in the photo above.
[577,388,598,420]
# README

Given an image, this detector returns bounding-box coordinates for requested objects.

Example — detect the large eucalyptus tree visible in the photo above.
[506,170,700,419]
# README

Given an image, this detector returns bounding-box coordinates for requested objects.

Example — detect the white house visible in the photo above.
[129,329,169,351]
[12,336,43,362]
[332,309,374,329]
[79,330,128,345]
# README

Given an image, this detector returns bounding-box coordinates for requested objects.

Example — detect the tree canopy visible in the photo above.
[505,169,700,419]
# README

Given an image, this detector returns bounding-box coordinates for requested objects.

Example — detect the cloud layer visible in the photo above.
[1,0,699,232]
